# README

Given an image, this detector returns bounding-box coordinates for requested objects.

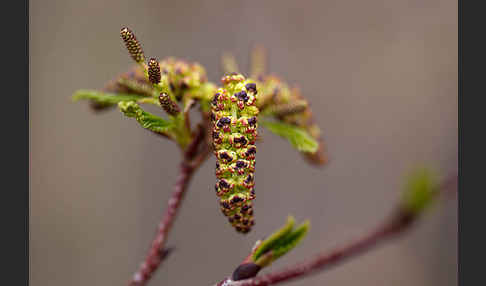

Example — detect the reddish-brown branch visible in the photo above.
[129,126,208,286]
[219,211,413,286]
[218,174,457,286]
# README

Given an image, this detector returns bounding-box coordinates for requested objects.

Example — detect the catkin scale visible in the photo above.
[211,74,259,233]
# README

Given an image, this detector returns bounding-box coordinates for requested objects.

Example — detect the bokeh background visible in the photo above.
[30,0,457,285]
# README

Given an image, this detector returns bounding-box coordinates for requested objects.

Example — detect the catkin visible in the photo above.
[148,58,161,85]
[211,74,259,233]
[120,27,145,64]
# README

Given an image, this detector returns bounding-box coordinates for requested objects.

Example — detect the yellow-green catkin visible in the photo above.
[211,73,259,233]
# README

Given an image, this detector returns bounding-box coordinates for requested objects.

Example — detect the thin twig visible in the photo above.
[217,174,457,286]
[129,126,209,286]
[219,211,413,286]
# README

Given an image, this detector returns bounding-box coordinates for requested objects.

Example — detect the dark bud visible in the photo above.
[120,27,145,63]
[148,58,161,84]
[232,263,262,281]
[159,93,181,116]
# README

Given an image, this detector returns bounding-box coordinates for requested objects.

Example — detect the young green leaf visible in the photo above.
[260,120,318,153]
[272,220,310,260]
[401,167,440,215]
[253,216,295,261]
[252,216,310,267]
[118,101,174,134]
[72,89,146,107]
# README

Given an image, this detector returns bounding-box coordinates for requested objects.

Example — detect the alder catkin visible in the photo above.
[159,93,181,116]
[211,73,259,233]
[120,27,145,63]
[148,58,161,85]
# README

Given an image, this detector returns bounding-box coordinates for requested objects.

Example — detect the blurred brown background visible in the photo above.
[30,0,457,285]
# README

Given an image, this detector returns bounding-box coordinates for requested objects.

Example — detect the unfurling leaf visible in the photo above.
[253,216,295,261]
[72,90,146,108]
[260,120,318,153]
[118,101,174,134]
[252,216,309,267]
[272,220,309,260]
